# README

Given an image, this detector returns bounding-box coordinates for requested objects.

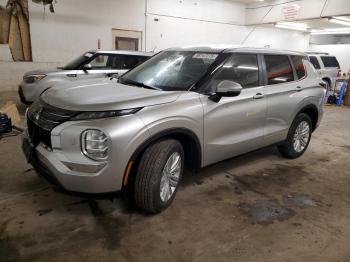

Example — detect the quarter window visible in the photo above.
[210,54,260,89]
[291,56,306,79]
[265,55,294,85]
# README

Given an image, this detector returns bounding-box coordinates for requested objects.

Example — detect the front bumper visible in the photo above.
[21,113,149,196]
[22,136,121,198]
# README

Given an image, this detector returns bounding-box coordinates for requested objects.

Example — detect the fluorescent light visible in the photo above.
[275,24,307,31]
[311,27,350,35]
[311,30,350,35]
[334,16,350,22]
[329,18,350,27]
[275,22,308,31]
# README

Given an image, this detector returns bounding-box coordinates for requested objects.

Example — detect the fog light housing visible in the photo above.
[81,129,108,161]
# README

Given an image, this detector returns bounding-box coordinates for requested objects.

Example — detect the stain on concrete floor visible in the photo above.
[239,199,295,225]
[283,193,319,208]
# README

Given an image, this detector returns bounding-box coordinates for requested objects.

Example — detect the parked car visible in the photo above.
[18,50,153,104]
[22,46,325,214]
[307,52,341,91]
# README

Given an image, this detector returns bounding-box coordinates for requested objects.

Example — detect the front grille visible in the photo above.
[27,100,77,147]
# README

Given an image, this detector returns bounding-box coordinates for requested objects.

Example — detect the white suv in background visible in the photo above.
[18,50,153,104]
[307,53,341,91]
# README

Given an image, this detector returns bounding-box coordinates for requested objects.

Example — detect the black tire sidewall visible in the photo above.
[284,113,312,158]
[151,141,184,212]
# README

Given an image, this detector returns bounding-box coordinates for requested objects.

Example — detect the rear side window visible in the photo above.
[210,53,260,89]
[320,56,340,68]
[111,55,149,70]
[291,56,306,79]
[264,55,294,85]
[309,56,320,69]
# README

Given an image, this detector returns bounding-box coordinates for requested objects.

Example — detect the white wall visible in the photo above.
[145,0,247,51]
[246,0,350,25]
[146,14,247,52]
[147,0,245,25]
[309,44,350,73]
[244,26,310,51]
[29,0,145,62]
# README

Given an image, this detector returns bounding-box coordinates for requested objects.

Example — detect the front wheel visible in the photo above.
[278,113,312,159]
[134,139,184,213]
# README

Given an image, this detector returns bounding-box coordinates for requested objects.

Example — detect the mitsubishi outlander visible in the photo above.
[22,46,325,213]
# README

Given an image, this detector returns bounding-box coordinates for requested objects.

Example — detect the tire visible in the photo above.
[134,139,184,214]
[278,113,312,159]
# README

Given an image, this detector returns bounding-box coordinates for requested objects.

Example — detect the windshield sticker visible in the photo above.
[193,53,218,60]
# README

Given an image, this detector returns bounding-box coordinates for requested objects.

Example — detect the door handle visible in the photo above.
[253,93,265,99]
[295,86,302,92]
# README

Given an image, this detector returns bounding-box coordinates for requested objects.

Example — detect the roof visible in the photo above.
[90,50,154,56]
[165,45,307,56]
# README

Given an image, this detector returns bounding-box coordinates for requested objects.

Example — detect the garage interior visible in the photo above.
[1,0,350,261]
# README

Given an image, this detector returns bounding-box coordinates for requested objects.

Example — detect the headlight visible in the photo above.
[81,129,108,161]
[71,108,142,121]
[23,74,46,84]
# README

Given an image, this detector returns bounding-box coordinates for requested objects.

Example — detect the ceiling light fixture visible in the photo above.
[328,18,350,27]
[275,22,308,31]
[311,27,350,35]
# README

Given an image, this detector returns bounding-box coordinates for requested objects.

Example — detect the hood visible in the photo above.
[24,68,63,76]
[41,80,181,111]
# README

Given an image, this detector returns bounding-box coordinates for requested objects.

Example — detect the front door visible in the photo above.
[200,53,267,166]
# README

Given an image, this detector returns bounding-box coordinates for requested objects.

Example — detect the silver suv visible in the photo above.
[22,46,325,213]
[18,50,153,104]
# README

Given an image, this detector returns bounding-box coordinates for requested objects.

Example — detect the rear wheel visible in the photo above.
[134,139,184,213]
[278,113,312,159]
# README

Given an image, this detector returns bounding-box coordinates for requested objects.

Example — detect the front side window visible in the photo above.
[89,54,110,69]
[204,53,259,93]
[309,56,320,69]
[320,56,340,68]
[291,56,306,79]
[119,51,218,91]
[265,55,294,85]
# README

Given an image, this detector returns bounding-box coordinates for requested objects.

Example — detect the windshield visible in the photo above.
[63,52,94,70]
[119,51,219,91]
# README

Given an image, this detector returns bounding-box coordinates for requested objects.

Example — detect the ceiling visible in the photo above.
[229,0,267,3]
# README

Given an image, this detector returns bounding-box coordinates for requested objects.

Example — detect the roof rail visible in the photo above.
[306,52,330,55]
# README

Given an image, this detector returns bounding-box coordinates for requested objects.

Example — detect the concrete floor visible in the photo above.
[1,97,350,261]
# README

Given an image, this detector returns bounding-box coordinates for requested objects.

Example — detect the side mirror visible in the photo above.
[82,64,92,71]
[209,80,242,102]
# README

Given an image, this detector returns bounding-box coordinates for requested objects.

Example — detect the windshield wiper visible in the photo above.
[118,77,160,90]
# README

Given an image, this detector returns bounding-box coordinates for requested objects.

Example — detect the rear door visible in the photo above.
[262,54,307,146]
[201,53,267,166]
